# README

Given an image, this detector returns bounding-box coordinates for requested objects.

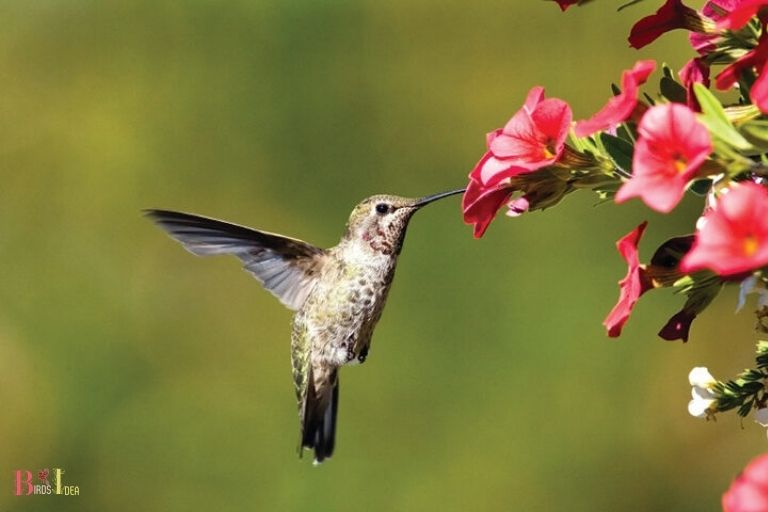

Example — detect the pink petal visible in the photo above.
[522,86,545,114]
[574,60,656,137]
[462,179,513,238]
[604,222,649,337]
[717,0,768,30]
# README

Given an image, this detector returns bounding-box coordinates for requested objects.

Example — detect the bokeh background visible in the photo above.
[0,1,761,510]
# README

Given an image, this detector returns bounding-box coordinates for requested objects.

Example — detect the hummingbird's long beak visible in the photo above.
[411,188,466,208]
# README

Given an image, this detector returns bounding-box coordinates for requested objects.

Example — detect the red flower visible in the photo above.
[658,308,697,341]
[691,0,740,54]
[681,182,768,276]
[716,33,768,111]
[629,0,707,49]
[723,454,768,512]
[554,0,580,10]
[716,34,768,91]
[604,222,652,337]
[574,60,656,137]
[679,57,710,111]
[717,0,768,30]
[615,104,712,213]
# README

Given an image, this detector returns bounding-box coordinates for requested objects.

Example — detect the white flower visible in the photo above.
[688,367,717,418]
[689,367,716,388]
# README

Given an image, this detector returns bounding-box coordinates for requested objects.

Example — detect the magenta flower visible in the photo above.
[691,0,740,54]
[574,60,656,137]
[681,182,768,277]
[629,0,706,49]
[553,0,580,11]
[679,57,710,111]
[723,454,768,512]
[615,104,712,213]
[717,0,768,30]
[604,222,651,337]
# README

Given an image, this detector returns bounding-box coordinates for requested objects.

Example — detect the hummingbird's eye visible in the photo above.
[375,203,389,214]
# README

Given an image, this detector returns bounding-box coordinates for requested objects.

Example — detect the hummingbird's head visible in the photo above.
[343,189,465,255]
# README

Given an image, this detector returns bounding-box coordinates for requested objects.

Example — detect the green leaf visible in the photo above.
[643,92,656,106]
[599,133,634,173]
[738,399,755,418]
[616,124,635,142]
[660,76,687,104]
[740,120,768,150]
[693,83,752,150]
[689,179,712,196]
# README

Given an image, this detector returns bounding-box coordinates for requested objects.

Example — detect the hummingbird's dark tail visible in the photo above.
[301,370,339,464]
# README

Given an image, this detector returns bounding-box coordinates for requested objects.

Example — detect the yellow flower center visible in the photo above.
[672,153,688,173]
[744,235,760,256]
[542,138,556,160]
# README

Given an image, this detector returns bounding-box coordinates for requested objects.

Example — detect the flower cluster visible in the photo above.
[459,3,768,508]
[463,0,768,343]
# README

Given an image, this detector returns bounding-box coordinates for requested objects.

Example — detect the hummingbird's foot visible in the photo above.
[357,345,369,364]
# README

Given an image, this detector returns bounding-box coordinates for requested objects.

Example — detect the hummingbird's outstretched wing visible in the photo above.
[145,209,326,310]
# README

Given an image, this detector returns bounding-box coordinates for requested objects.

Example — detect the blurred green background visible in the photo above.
[0,1,761,510]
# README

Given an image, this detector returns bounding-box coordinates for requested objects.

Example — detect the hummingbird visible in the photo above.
[145,188,464,463]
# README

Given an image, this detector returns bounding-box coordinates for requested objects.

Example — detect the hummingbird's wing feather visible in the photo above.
[145,209,326,310]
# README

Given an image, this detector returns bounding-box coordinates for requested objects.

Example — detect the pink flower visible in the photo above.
[463,87,572,238]
[679,57,710,111]
[717,0,768,30]
[574,60,656,137]
[462,173,514,238]
[691,0,740,54]
[629,0,706,49]
[615,104,712,213]
[681,182,768,276]
[723,454,768,512]
[604,222,652,337]
[482,87,572,180]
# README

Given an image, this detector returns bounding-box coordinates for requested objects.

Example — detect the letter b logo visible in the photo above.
[15,470,33,496]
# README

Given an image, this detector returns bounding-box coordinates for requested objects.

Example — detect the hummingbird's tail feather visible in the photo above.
[301,369,339,464]
[144,209,326,310]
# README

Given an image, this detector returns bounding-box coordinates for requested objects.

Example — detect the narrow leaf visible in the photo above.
[600,133,634,173]
[694,83,752,150]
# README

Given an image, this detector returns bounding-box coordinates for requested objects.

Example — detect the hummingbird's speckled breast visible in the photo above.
[296,241,397,369]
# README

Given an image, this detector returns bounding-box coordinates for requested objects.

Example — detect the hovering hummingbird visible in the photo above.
[145,188,464,463]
